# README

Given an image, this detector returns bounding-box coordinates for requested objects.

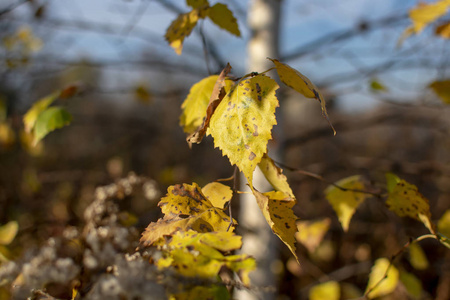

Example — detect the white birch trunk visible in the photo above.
[235,1,281,299]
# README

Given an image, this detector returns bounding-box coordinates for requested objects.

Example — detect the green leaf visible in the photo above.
[309,281,340,300]
[268,58,335,135]
[365,258,399,299]
[207,3,240,37]
[171,285,229,300]
[385,172,401,193]
[32,106,72,145]
[209,74,279,187]
[408,243,429,270]
[429,79,450,104]
[399,270,422,299]
[23,91,60,133]
[369,79,388,92]
[258,154,294,198]
[0,221,18,245]
[325,175,369,231]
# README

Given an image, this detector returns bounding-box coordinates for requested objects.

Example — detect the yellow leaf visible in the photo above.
[268,58,335,135]
[180,75,234,134]
[253,190,299,262]
[365,258,399,299]
[386,178,436,234]
[325,175,369,231]
[408,243,429,270]
[209,74,279,187]
[296,218,331,253]
[369,79,388,92]
[202,182,233,209]
[385,172,401,193]
[186,0,209,9]
[23,91,60,133]
[0,221,18,245]
[435,21,450,38]
[207,3,240,36]
[165,7,209,55]
[0,122,16,148]
[140,183,235,247]
[399,269,422,299]
[409,0,450,33]
[429,79,450,104]
[309,281,340,300]
[438,209,450,238]
[258,154,294,198]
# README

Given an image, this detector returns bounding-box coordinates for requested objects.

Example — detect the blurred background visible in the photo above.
[0,0,450,299]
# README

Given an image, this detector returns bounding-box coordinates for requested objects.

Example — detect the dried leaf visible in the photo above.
[296,218,331,253]
[325,175,369,231]
[209,74,279,187]
[0,221,18,245]
[386,176,436,234]
[408,243,429,270]
[258,154,294,198]
[429,79,450,104]
[309,281,340,300]
[32,106,72,145]
[187,63,233,145]
[435,21,450,38]
[165,7,209,55]
[365,258,399,299]
[409,0,450,33]
[207,3,240,37]
[140,183,235,247]
[253,190,299,262]
[399,270,422,299]
[268,58,335,135]
[202,182,233,209]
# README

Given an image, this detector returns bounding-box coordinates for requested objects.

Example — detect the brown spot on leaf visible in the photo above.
[249,152,256,160]
[253,124,259,136]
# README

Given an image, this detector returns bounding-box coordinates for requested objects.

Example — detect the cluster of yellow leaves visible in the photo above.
[2,26,43,68]
[165,0,240,55]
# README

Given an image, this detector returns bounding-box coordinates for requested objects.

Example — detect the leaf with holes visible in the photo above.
[140,183,235,247]
[429,79,450,104]
[386,176,436,234]
[207,3,240,37]
[253,190,299,262]
[258,154,294,198]
[365,258,399,299]
[165,7,209,55]
[325,175,370,232]
[209,74,279,187]
[268,58,335,135]
[33,106,72,145]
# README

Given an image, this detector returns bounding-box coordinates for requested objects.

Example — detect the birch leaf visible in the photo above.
[180,74,234,134]
[140,183,235,247]
[325,175,369,231]
[386,177,436,234]
[408,243,429,270]
[0,221,18,245]
[296,218,331,253]
[258,154,294,198]
[207,3,240,37]
[209,74,279,187]
[435,21,450,38]
[429,80,450,104]
[365,258,399,299]
[253,190,299,262]
[202,182,233,209]
[409,0,450,33]
[33,106,72,145]
[268,58,335,135]
[165,7,209,55]
[187,63,233,144]
[309,281,340,300]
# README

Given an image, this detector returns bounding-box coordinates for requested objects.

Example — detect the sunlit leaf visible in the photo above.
[209,74,279,187]
[140,183,235,247]
[438,209,450,238]
[258,154,294,198]
[325,175,370,231]
[180,74,234,134]
[435,21,450,38]
[253,190,299,262]
[0,221,18,245]
[386,177,436,234]
[365,258,399,299]
[399,269,422,299]
[296,218,331,253]
[23,91,60,133]
[207,3,240,37]
[309,281,340,300]
[268,58,335,135]
[409,0,450,33]
[165,7,209,55]
[429,79,450,104]
[408,242,429,270]
[33,106,72,145]
[202,182,233,209]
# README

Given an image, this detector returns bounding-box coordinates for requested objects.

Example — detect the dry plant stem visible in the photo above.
[275,161,383,198]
